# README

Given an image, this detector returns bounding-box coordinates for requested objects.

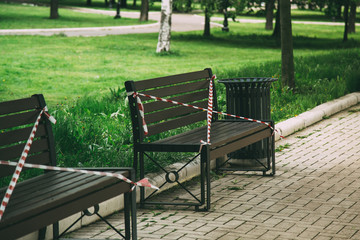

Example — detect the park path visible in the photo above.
[0,8,209,36]
[0,7,358,37]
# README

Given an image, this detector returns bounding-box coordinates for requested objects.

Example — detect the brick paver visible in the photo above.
[66,104,360,239]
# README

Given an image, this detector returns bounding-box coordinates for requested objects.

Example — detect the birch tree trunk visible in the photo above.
[156,0,172,52]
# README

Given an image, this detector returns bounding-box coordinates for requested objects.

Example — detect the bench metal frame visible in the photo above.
[125,69,275,211]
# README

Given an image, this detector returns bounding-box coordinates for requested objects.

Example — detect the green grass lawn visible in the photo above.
[1,18,359,104]
[0,2,154,29]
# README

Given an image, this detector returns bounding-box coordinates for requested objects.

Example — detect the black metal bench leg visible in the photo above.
[271,134,276,175]
[124,192,131,240]
[38,227,46,240]
[53,222,59,239]
[200,145,211,211]
[131,171,138,240]
[139,151,145,209]
[131,194,137,240]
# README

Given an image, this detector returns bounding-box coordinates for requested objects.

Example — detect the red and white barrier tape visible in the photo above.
[0,160,159,191]
[128,76,284,140]
[127,92,148,135]
[0,108,48,220]
[200,75,215,149]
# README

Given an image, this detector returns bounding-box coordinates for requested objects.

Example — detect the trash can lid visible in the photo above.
[218,77,277,84]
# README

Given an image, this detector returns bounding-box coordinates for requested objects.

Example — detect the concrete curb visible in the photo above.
[274,92,360,141]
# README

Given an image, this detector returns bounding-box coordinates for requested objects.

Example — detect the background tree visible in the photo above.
[50,0,59,19]
[201,0,216,36]
[173,0,192,12]
[157,0,173,52]
[349,0,358,33]
[265,0,275,30]
[280,0,295,89]
[343,0,350,42]
[272,0,281,39]
[140,0,149,21]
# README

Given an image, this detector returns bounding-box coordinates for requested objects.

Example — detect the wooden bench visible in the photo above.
[0,94,137,239]
[125,68,275,211]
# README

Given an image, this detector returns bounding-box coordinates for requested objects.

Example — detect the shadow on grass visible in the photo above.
[172,32,360,50]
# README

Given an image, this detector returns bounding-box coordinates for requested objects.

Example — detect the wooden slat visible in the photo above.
[147,111,207,136]
[140,79,209,101]
[0,152,51,178]
[0,110,42,130]
[0,138,49,160]
[143,90,208,113]
[0,124,47,147]
[210,129,271,159]
[1,170,129,225]
[6,173,101,212]
[145,101,208,124]
[0,96,38,115]
[133,69,210,91]
[3,172,74,203]
[0,180,130,239]
[151,121,264,145]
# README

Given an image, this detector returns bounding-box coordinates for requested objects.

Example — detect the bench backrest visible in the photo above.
[125,68,217,143]
[0,94,56,178]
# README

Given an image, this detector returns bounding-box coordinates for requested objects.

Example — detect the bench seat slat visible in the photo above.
[6,174,104,218]
[0,170,129,225]
[0,97,38,115]
[0,174,131,239]
[210,128,271,159]
[134,69,210,91]
[151,121,269,148]
[143,90,208,113]
[5,171,87,203]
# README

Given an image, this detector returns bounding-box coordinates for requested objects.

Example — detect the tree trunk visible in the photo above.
[140,0,149,21]
[156,0,172,52]
[133,0,136,7]
[265,0,275,30]
[204,7,211,36]
[349,1,356,33]
[50,0,59,19]
[336,0,342,19]
[121,0,127,8]
[343,0,350,42]
[272,0,281,39]
[280,0,295,89]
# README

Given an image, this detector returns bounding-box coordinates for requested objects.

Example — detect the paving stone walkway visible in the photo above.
[66,103,360,239]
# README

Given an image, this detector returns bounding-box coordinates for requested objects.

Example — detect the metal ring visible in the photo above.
[83,204,100,216]
[165,171,179,183]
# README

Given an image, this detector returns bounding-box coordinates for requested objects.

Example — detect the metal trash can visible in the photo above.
[218,77,277,174]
